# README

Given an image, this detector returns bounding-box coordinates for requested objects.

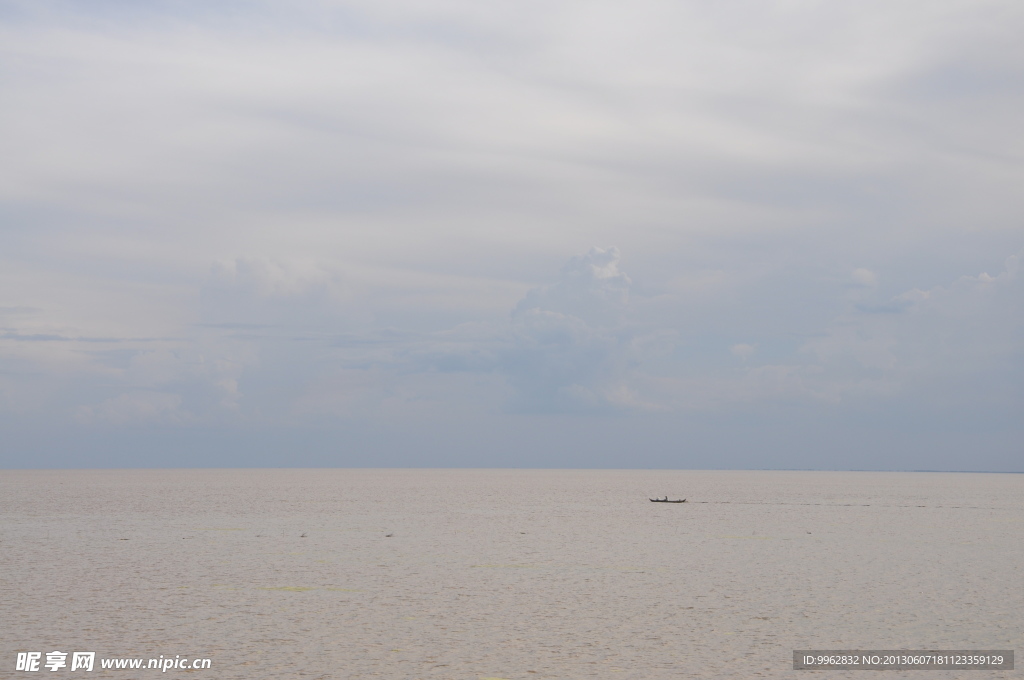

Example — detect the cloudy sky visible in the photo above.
[1,0,1021,469]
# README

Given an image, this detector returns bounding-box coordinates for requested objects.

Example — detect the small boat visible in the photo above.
[649,497,686,503]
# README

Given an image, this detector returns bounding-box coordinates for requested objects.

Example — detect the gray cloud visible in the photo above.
[801,250,1024,403]
[514,247,631,324]
[408,247,661,413]
[1,0,1022,468]
[200,257,349,330]
[501,247,636,412]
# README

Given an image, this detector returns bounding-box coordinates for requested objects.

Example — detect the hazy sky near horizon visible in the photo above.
[1,0,1022,470]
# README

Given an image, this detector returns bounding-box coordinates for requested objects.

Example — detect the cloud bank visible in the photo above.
[1,0,1022,469]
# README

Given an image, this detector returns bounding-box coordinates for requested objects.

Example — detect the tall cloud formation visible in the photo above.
[502,247,637,412]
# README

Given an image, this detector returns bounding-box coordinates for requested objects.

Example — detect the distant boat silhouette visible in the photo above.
[649,497,686,503]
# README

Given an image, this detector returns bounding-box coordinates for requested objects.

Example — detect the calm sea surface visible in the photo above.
[2,469,1021,679]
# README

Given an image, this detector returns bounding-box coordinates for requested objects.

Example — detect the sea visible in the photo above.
[2,469,1021,679]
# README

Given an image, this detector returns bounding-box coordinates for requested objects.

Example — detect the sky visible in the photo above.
[1,0,1022,470]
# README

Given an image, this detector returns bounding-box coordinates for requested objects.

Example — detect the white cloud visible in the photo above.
[804,249,1024,403]
[75,391,186,425]
[207,257,344,300]
[398,247,666,413]
[515,246,631,324]
[199,257,348,330]
[851,268,877,288]
[731,343,755,361]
